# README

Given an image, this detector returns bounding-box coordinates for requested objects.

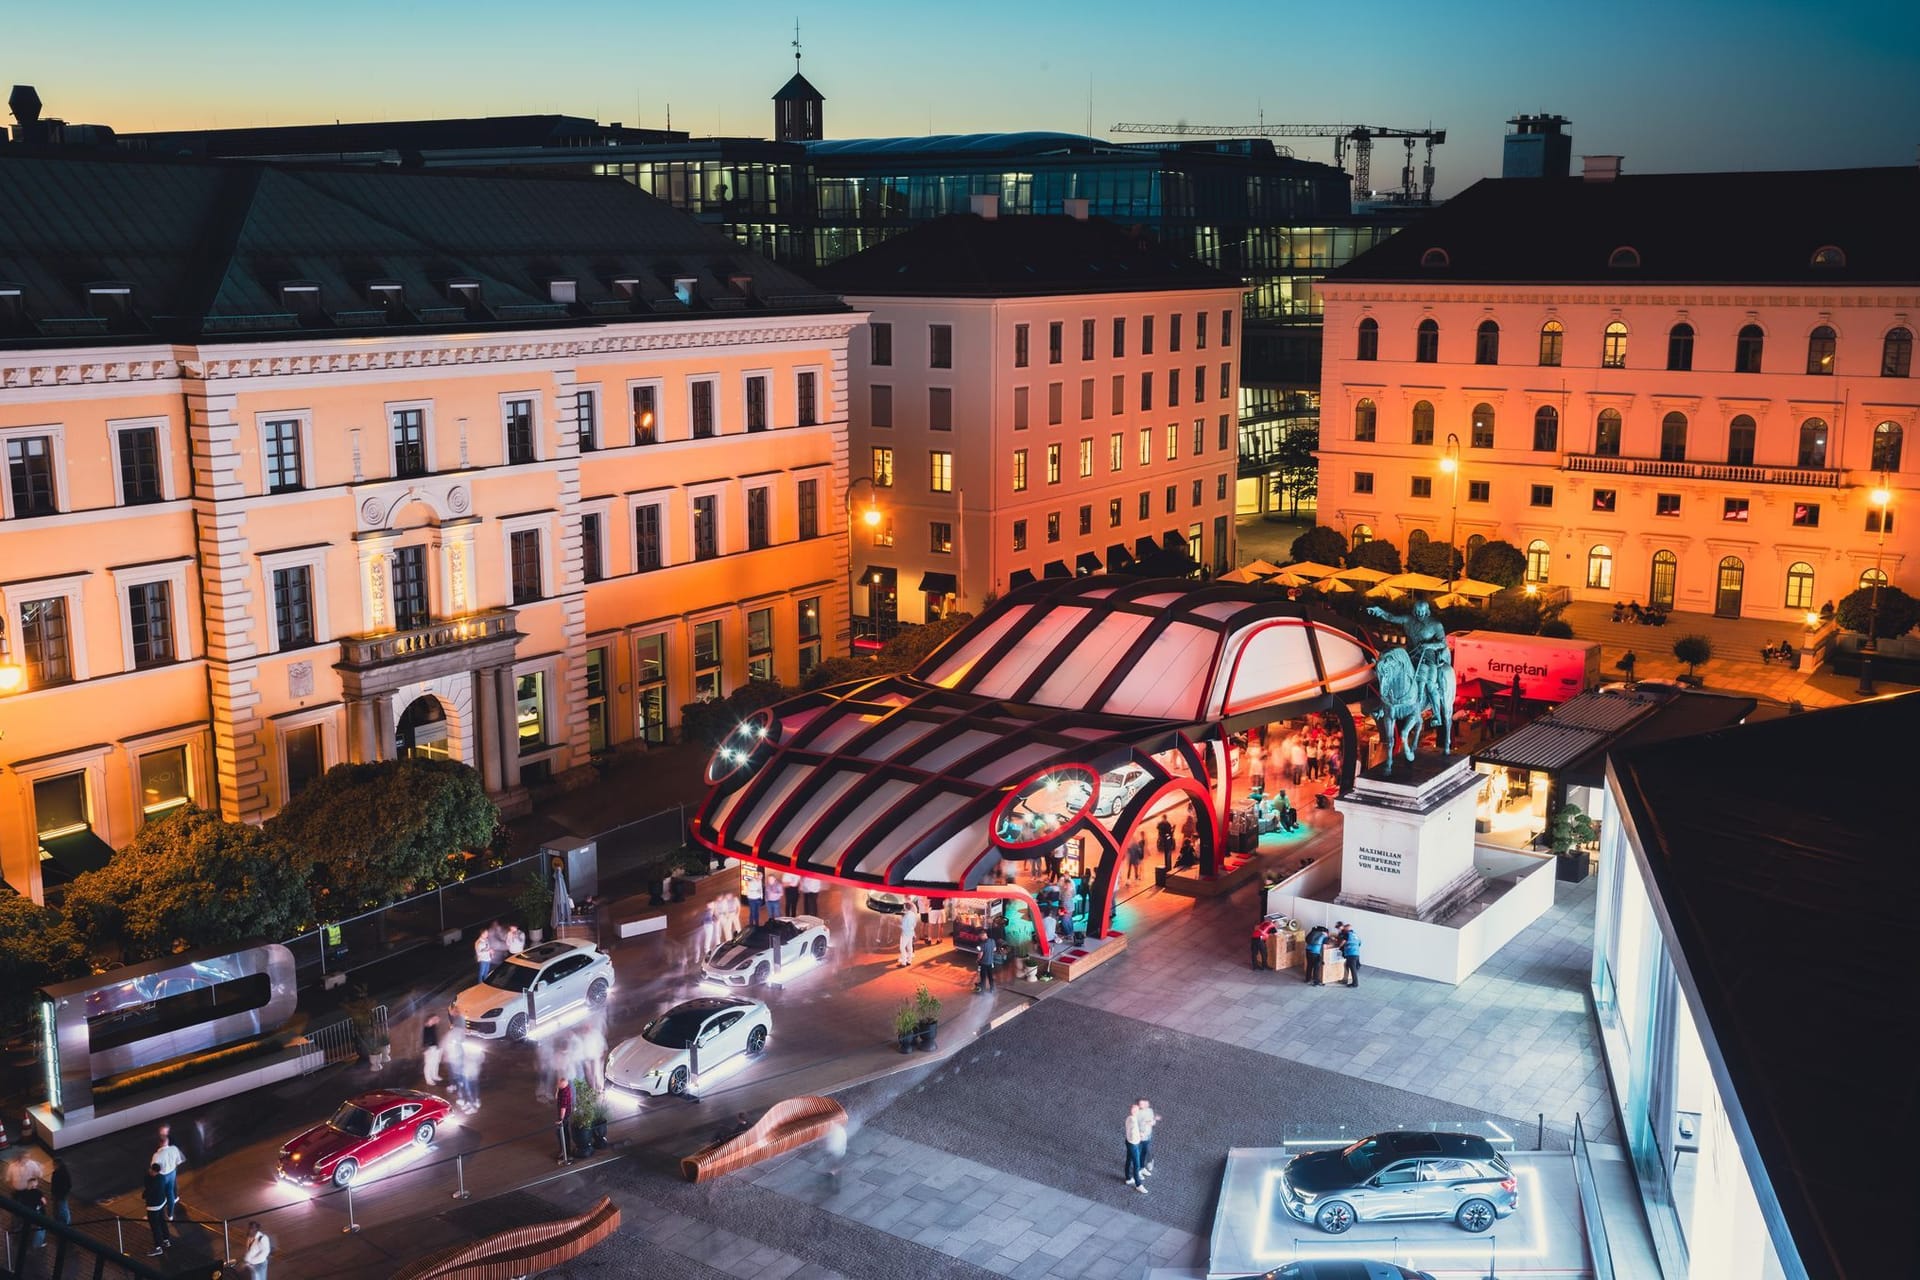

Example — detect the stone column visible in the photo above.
[373,693,397,763]
[474,668,504,794]
[494,665,523,790]
[346,695,380,764]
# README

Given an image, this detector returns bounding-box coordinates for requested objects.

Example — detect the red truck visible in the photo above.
[1447,630,1601,703]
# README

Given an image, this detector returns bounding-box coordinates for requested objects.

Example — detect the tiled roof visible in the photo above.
[1611,692,1920,1278]
[117,114,681,159]
[813,212,1243,298]
[1328,166,1920,285]
[0,152,844,348]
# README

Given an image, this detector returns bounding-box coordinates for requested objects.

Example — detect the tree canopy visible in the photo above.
[269,758,499,916]
[1347,538,1402,574]
[1466,540,1528,588]
[1272,427,1320,518]
[798,613,978,692]
[0,890,89,1026]
[680,678,795,750]
[1672,634,1714,675]
[65,807,312,962]
[1835,585,1920,639]
[1288,525,1348,566]
[1407,539,1462,580]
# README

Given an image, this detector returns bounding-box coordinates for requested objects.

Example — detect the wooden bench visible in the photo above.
[679,1095,847,1184]
[389,1195,620,1279]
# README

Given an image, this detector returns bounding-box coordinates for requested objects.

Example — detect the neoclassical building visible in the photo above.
[0,153,854,900]
[1317,163,1918,621]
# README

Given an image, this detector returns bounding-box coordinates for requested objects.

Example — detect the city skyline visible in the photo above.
[11,0,1917,197]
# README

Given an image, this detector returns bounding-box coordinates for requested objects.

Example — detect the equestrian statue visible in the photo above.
[1366,598,1457,773]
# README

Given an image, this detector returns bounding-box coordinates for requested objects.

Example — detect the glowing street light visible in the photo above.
[844,476,888,655]
[1859,481,1893,695]
[1440,433,1462,591]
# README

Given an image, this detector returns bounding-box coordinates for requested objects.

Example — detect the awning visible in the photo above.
[1162,530,1186,552]
[1105,543,1137,572]
[1075,552,1103,576]
[860,565,896,586]
[1008,568,1037,589]
[1042,559,1072,580]
[918,571,957,595]
[37,827,115,886]
[1135,535,1160,560]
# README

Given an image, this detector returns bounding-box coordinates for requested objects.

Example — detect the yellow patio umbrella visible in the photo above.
[1217,565,1265,583]
[1270,571,1310,588]
[1432,592,1471,609]
[1243,558,1287,577]
[1281,560,1343,579]
[1379,572,1451,594]
[1447,577,1507,599]
[1316,577,1357,593]
[1366,582,1403,598]
[1334,564,1390,584]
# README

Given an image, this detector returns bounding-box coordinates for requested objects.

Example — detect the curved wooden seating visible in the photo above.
[390,1195,619,1279]
[679,1095,847,1183]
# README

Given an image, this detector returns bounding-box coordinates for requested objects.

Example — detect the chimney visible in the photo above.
[1582,155,1623,183]
[969,194,998,219]
[1063,198,1090,221]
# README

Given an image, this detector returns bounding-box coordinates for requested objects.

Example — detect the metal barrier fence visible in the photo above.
[0,1191,167,1280]
[298,1004,387,1076]
[279,805,688,990]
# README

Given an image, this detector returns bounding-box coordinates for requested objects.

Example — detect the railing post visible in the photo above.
[222,1217,231,1261]
[343,1183,361,1234]
[453,1153,470,1200]
[116,1216,124,1256]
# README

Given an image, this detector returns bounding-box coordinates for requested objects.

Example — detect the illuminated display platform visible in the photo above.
[691,576,1375,953]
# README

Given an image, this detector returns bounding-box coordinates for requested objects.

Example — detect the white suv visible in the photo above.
[449,939,613,1042]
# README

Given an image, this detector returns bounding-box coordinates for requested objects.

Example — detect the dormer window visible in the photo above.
[278,280,321,318]
[1608,246,1641,269]
[673,277,698,306]
[546,278,577,305]
[0,283,23,333]
[1419,248,1449,269]
[611,275,641,297]
[366,280,404,310]
[445,277,481,302]
[1811,245,1846,268]
[727,274,753,298]
[86,282,132,315]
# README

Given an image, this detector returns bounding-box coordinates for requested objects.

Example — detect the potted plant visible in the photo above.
[1013,941,1036,981]
[514,865,554,942]
[1550,804,1599,883]
[912,985,942,1051]
[568,1076,605,1154]
[893,1001,919,1054]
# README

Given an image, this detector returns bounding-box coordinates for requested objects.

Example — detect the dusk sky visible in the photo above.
[14,0,1917,195]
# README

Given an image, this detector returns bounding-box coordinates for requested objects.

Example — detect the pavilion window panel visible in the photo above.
[1032,611,1154,708]
[909,825,992,887]
[1217,625,1318,716]
[731,761,823,842]
[925,606,1030,687]
[758,770,867,862]
[975,741,1070,787]
[856,718,944,763]
[814,778,918,865]
[968,606,1096,701]
[912,728,1001,776]
[851,791,971,876]
[1102,621,1215,720]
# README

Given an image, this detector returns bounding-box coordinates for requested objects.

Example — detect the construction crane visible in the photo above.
[1112,121,1447,204]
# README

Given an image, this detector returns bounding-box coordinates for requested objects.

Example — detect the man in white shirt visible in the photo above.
[799,876,823,916]
[241,1220,272,1279]
[150,1125,185,1221]
[1123,1104,1146,1193]
[1135,1099,1158,1177]
[897,904,916,967]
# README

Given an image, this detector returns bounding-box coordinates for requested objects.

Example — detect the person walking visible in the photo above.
[1136,1098,1159,1177]
[505,923,526,956]
[1619,650,1638,683]
[421,1014,443,1086]
[1303,924,1327,986]
[1340,925,1362,988]
[976,932,998,992]
[762,868,785,921]
[554,1078,575,1166]
[143,1161,173,1256]
[740,864,764,927]
[1059,875,1078,939]
[151,1124,185,1222]
[240,1220,272,1280]
[1155,815,1176,872]
[799,875,822,916]
[1126,833,1145,884]
[474,929,494,983]
[897,904,916,967]
[50,1157,71,1229]
[1123,1103,1147,1194]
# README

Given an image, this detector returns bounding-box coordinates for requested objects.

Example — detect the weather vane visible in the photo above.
[792,19,802,68]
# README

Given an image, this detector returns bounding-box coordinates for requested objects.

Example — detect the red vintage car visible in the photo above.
[276,1088,450,1187]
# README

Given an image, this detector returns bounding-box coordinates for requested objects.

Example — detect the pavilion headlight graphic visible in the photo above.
[706,709,778,786]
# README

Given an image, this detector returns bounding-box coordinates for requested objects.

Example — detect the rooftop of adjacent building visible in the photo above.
[1609,690,1920,1279]
[812,205,1244,298]
[1328,163,1920,286]
[107,112,686,160]
[0,149,844,348]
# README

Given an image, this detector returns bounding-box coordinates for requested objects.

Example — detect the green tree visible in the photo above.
[1346,538,1402,574]
[1466,539,1528,588]
[1407,540,1461,580]
[1288,525,1348,566]
[1672,634,1714,678]
[797,613,978,693]
[1538,618,1575,639]
[680,678,794,750]
[1483,593,1548,635]
[0,890,89,1027]
[1835,585,1920,639]
[269,758,499,916]
[65,807,311,962]
[801,655,884,691]
[1272,426,1320,518]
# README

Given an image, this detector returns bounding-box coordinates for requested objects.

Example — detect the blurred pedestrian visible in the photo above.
[241,1220,272,1279]
[474,929,493,983]
[897,905,916,967]
[823,1120,849,1178]
[762,869,784,921]
[976,932,998,992]
[800,875,822,916]
[1126,833,1145,883]
[50,1157,71,1228]
[740,864,764,927]
[781,872,801,917]
[1123,1103,1146,1193]
[143,1162,173,1255]
[421,1014,443,1086]
[575,1021,606,1091]
[1135,1099,1159,1176]
[151,1124,184,1222]
[554,1078,575,1166]
[505,923,526,956]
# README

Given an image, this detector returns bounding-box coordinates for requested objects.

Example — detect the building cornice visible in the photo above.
[1320,285,1920,310]
[0,318,860,391]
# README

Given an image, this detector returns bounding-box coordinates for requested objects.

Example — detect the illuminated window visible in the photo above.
[1586,545,1613,590]
[1354,398,1376,442]
[930,451,953,493]
[1806,325,1837,376]
[1602,322,1629,368]
[1538,320,1563,367]
[1356,317,1378,361]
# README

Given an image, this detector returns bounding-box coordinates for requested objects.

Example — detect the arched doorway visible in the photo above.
[1715,557,1745,618]
[1650,550,1677,609]
[397,694,451,760]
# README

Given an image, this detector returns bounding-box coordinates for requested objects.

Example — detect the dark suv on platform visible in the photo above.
[1278,1131,1517,1234]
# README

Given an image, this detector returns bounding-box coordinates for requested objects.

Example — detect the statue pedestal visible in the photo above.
[1333,752,1482,921]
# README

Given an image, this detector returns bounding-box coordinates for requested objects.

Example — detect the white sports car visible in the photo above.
[605,997,771,1097]
[702,916,830,986]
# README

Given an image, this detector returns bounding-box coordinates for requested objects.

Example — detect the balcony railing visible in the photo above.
[1564,453,1842,488]
[339,607,517,666]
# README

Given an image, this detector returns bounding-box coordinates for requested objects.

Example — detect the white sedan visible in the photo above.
[606,997,771,1097]
[702,916,830,986]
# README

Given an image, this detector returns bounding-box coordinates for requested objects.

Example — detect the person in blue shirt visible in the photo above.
[1303,925,1327,986]
[1339,926,1362,988]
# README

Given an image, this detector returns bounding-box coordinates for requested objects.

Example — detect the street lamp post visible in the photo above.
[1438,433,1462,592]
[844,476,885,656]
[1858,481,1892,696]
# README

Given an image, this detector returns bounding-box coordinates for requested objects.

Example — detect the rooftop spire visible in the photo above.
[792,18,801,68]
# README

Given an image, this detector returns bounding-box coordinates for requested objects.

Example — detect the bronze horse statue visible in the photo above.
[1371,646,1455,773]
